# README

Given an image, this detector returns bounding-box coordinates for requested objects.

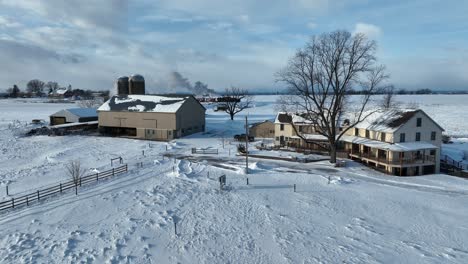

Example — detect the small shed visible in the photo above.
[249,120,275,138]
[50,108,98,126]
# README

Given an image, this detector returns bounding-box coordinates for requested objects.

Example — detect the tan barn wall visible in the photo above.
[250,122,274,138]
[175,97,206,137]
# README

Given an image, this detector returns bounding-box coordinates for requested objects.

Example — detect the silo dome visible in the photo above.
[130,74,144,82]
[129,74,145,95]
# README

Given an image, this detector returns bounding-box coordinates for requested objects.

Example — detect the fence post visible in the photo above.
[125,164,128,172]
[294,184,296,192]
[96,173,99,181]
[6,185,9,196]
[26,196,29,206]
[79,177,82,187]
[11,198,14,208]
[328,176,331,184]
[37,190,40,201]
[174,220,177,236]
[112,168,115,176]
[75,184,78,195]
[60,183,62,193]
[247,178,249,185]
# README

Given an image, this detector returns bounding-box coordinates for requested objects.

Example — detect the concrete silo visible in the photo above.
[129,74,145,95]
[116,76,129,95]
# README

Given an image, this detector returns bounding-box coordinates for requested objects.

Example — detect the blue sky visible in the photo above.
[0,0,467,92]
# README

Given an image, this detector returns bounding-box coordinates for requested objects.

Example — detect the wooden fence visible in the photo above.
[0,165,127,213]
[191,148,218,155]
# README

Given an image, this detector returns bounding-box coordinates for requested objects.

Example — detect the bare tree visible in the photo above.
[26,79,45,96]
[381,85,397,110]
[77,98,103,108]
[45,81,60,95]
[7,85,20,98]
[276,30,389,163]
[66,160,86,186]
[223,87,253,120]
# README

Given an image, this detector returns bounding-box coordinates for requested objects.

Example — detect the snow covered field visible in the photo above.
[0,95,468,263]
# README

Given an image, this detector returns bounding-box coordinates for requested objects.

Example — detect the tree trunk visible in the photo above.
[329,143,337,163]
[230,113,234,120]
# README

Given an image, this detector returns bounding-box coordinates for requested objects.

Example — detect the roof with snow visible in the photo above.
[275,112,314,124]
[98,94,192,113]
[291,134,328,141]
[348,109,444,133]
[340,135,438,151]
[49,88,70,95]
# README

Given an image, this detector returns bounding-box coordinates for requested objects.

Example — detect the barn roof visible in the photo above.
[67,108,97,118]
[97,94,193,113]
[50,108,97,118]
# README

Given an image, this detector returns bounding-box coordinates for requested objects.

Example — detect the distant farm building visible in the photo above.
[49,87,72,99]
[97,75,206,141]
[249,120,275,138]
[49,108,98,126]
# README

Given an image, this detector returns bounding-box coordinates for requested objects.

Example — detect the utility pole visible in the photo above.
[245,115,249,174]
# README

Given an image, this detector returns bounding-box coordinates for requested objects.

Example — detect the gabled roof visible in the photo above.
[67,108,97,118]
[352,109,444,133]
[249,120,274,128]
[275,112,314,124]
[51,108,97,118]
[98,94,193,113]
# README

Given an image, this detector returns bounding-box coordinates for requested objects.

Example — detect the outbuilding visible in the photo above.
[49,108,98,126]
[249,120,275,138]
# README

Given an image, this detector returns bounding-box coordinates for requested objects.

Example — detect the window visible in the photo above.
[270,130,274,133]
[365,130,370,138]
[430,149,436,156]
[280,124,284,131]
[400,133,406,142]
[431,131,436,141]
[416,132,421,141]
[381,132,386,142]
[417,118,422,127]
[354,128,359,136]
[275,137,279,141]
[298,126,303,132]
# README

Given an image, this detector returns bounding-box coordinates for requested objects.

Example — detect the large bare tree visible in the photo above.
[276,30,389,163]
[223,87,253,120]
[27,79,45,96]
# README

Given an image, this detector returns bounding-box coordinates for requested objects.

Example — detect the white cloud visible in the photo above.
[353,23,382,39]
[0,16,21,28]
[307,22,317,29]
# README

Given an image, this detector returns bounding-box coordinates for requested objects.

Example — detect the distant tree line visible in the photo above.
[4,79,109,99]
[346,88,434,95]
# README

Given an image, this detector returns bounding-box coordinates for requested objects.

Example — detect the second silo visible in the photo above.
[129,74,145,95]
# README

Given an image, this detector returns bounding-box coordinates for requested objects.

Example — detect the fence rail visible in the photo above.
[191,148,218,155]
[0,165,127,212]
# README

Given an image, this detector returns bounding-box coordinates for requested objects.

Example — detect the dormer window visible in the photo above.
[381,133,386,142]
[354,128,359,136]
[365,130,370,138]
